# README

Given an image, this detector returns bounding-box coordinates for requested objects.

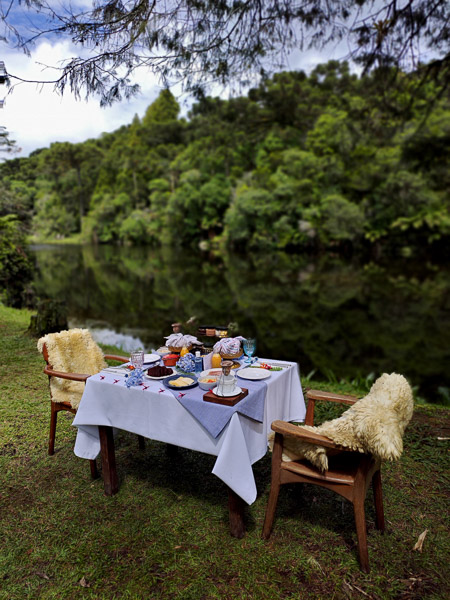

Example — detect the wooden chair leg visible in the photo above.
[262,432,283,540]
[353,495,370,573]
[262,478,281,539]
[372,470,385,532]
[49,403,58,456]
[138,435,146,450]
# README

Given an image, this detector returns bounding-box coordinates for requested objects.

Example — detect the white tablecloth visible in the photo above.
[73,361,305,504]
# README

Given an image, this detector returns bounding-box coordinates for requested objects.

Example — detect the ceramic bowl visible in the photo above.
[198,376,219,390]
[162,353,179,367]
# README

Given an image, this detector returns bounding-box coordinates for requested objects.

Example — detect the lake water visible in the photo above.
[30,244,450,404]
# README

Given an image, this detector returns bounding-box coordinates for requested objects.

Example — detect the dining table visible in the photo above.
[72,357,306,537]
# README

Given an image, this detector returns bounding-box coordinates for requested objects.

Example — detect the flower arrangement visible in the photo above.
[125,368,143,388]
[176,352,195,373]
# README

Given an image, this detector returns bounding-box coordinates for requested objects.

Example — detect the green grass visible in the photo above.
[1,304,449,599]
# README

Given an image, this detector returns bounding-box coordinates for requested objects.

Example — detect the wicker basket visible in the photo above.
[220,349,243,360]
[168,344,193,354]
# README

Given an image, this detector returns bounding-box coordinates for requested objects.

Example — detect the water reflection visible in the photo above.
[30,244,450,402]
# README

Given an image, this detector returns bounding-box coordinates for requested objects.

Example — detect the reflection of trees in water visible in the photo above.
[31,245,450,398]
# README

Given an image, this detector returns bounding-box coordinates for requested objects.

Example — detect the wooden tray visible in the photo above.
[203,388,248,406]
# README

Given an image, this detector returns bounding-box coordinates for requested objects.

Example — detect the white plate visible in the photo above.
[144,373,173,381]
[212,385,243,397]
[200,368,224,378]
[143,353,161,364]
[237,367,271,380]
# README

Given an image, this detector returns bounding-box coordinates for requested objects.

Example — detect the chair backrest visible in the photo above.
[37,328,107,409]
[38,328,106,373]
[282,373,414,471]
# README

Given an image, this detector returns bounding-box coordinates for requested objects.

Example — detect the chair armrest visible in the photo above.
[306,389,358,405]
[104,354,129,363]
[43,367,90,382]
[271,420,340,450]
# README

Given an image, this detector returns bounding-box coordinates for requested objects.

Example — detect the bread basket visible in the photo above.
[165,333,198,354]
[168,344,192,354]
[214,337,243,360]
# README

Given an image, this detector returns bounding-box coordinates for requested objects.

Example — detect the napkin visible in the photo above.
[213,336,245,355]
[165,333,199,348]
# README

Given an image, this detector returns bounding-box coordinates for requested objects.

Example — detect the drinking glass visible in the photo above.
[130,349,144,369]
[243,338,256,364]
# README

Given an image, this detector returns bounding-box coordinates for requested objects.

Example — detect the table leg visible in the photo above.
[98,425,119,496]
[228,487,246,538]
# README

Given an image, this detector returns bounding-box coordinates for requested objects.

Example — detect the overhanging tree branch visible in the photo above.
[1,0,449,104]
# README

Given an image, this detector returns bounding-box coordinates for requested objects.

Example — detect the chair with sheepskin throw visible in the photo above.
[38,328,129,478]
[262,373,414,572]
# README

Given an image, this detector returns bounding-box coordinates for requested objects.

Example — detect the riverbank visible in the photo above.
[1,303,449,598]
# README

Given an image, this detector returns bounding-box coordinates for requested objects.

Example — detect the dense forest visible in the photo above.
[1,61,449,253]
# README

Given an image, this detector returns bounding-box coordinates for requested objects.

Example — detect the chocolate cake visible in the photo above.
[147,365,173,377]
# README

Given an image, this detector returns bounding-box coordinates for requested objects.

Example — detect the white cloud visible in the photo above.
[0,32,354,158]
[1,39,164,157]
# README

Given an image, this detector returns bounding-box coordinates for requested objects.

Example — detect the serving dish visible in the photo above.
[236,367,271,381]
[143,353,161,364]
[156,346,170,356]
[200,368,223,378]
[198,376,219,390]
[144,373,173,381]
[203,387,249,406]
[213,385,243,397]
[162,353,180,367]
[163,374,198,390]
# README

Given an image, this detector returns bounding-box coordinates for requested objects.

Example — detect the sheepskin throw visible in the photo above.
[275,373,414,472]
[37,328,107,409]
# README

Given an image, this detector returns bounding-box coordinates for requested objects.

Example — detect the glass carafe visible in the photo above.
[216,361,238,396]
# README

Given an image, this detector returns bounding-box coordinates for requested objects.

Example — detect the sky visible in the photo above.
[1,38,165,157]
[0,3,345,158]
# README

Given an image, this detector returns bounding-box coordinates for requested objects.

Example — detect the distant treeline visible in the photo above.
[1,61,449,251]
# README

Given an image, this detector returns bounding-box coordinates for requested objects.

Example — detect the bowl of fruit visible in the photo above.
[198,375,219,391]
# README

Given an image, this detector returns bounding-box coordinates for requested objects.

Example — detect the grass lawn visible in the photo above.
[0,304,449,599]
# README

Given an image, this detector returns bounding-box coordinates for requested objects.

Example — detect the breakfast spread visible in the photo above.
[169,376,195,387]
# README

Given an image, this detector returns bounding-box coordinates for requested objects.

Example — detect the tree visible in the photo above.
[0,62,448,250]
[0,214,32,307]
[3,1,449,104]
[0,126,18,157]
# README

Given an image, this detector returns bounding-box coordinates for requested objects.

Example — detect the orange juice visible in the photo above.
[211,352,222,368]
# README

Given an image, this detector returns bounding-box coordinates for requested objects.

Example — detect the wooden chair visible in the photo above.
[41,341,130,478]
[39,330,133,478]
[262,390,385,573]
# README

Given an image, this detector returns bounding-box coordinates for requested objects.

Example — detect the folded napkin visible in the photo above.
[165,333,199,348]
[213,336,245,355]
[166,379,267,438]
